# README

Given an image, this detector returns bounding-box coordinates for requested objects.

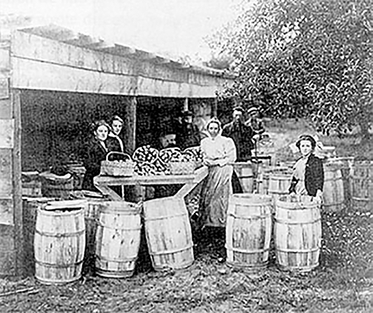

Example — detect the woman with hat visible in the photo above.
[289,134,324,202]
[199,118,237,260]
[82,120,110,191]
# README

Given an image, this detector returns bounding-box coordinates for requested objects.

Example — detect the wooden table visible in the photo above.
[94,166,209,201]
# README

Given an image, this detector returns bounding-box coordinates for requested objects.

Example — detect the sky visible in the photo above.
[2,0,244,63]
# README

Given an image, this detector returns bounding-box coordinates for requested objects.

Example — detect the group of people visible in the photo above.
[80,106,324,262]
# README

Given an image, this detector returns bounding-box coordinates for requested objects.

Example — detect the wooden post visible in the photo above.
[0,40,23,276]
[123,96,137,154]
[212,97,218,118]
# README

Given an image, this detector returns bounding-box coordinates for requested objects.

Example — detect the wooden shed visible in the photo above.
[0,24,235,276]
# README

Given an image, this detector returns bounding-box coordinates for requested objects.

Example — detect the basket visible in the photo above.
[100,152,135,177]
[169,161,196,175]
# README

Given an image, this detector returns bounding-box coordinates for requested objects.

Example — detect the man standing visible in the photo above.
[177,110,201,150]
[222,105,255,161]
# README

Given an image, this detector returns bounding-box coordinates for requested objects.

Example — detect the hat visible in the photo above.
[247,107,259,115]
[232,105,244,112]
[296,134,317,150]
[182,110,193,117]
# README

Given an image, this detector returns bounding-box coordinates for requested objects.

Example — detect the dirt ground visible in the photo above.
[1,118,372,313]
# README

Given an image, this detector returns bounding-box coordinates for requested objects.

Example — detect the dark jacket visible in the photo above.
[289,154,324,197]
[222,120,254,161]
[82,138,108,191]
[106,135,125,153]
[177,123,201,150]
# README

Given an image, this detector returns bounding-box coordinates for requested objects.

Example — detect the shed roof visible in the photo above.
[20,24,235,79]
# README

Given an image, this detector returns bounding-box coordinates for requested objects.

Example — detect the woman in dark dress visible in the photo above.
[106,115,125,153]
[289,134,324,202]
[82,120,110,191]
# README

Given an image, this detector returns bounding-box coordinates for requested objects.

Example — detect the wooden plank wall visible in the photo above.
[11,30,232,98]
[0,39,22,276]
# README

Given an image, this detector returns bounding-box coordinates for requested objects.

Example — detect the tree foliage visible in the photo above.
[208,0,373,136]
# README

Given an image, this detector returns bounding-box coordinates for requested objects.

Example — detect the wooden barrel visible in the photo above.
[257,166,291,195]
[274,195,321,272]
[351,161,373,212]
[22,197,55,276]
[95,201,141,278]
[268,173,293,203]
[323,162,345,212]
[325,157,354,207]
[34,200,86,284]
[70,190,107,272]
[226,194,273,271]
[143,196,194,271]
[232,162,254,193]
[40,172,74,199]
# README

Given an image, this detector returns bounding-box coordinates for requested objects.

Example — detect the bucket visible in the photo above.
[232,162,254,193]
[274,195,321,272]
[143,196,194,271]
[226,194,273,271]
[323,162,345,212]
[95,201,142,278]
[351,161,373,212]
[22,197,55,276]
[40,172,74,199]
[34,200,86,284]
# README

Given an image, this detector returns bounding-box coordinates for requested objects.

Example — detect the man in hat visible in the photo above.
[176,110,201,150]
[222,105,255,161]
[245,106,265,136]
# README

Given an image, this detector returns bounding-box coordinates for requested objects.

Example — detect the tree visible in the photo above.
[207,0,373,138]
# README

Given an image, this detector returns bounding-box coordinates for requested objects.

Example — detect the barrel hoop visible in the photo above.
[96,256,138,263]
[268,190,289,194]
[274,218,321,225]
[277,263,319,271]
[35,259,83,267]
[144,212,187,221]
[35,229,85,237]
[228,213,271,220]
[351,197,371,201]
[226,246,270,254]
[323,201,345,207]
[149,244,193,255]
[96,224,142,231]
[276,247,320,253]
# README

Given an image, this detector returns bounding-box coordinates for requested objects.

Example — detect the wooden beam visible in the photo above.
[123,97,137,154]
[11,90,23,276]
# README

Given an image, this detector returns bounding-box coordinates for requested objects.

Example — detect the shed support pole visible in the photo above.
[123,96,137,154]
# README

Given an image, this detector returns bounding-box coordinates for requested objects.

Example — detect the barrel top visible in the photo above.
[277,195,321,209]
[231,193,273,204]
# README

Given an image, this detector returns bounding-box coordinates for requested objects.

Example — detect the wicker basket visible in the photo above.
[169,161,196,175]
[100,152,135,177]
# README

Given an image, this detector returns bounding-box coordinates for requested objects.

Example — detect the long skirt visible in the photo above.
[200,164,233,228]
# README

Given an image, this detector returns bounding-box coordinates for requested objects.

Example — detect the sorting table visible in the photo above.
[94,166,209,201]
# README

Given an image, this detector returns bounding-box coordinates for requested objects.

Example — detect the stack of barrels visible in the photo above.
[227,153,373,273]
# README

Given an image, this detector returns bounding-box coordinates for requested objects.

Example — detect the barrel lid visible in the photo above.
[44,199,87,211]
